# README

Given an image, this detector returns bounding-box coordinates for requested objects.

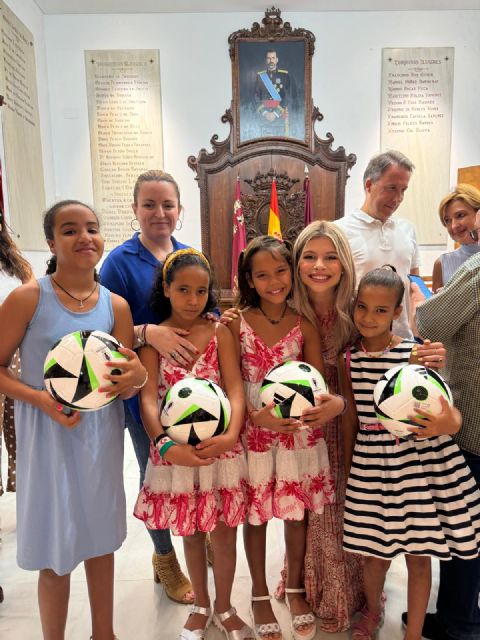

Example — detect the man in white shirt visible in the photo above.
[335,150,420,338]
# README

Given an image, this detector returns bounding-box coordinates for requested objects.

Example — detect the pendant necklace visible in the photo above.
[360,335,395,357]
[259,303,287,325]
[51,276,98,308]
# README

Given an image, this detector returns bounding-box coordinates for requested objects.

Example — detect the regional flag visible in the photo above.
[231,177,247,290]
[304,173,313,226]
[267,178,282,239]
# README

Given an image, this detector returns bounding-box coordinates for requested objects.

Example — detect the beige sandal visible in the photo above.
[152,550,194,604]
[284,588,316,640]
[250,595,283,639]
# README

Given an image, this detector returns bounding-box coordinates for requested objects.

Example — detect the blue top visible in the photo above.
[100,232,189,422]
[439,243,480,287]
[15,277,126,574]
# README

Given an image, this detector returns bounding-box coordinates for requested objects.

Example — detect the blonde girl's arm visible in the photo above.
[99,293,148,399]
[337,352,359,476]
[195,323,245,458]
[139,345,214,467]
[0,284,80,429]
[299,317,345,426]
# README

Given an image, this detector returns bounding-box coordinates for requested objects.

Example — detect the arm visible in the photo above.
[226,315,241,362]
[431,258,443,293]
[0,285,80,429]
[337,353,359,476]
[196,324,245,457]
[139,346,214,467]
[300,318,345,427]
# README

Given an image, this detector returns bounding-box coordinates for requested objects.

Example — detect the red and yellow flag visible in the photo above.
[267,178,282,239]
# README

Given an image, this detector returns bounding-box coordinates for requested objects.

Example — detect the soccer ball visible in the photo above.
[43,330,127,411]
[160,377,231,445]
[373,364,453,438]
[260,360,328,419]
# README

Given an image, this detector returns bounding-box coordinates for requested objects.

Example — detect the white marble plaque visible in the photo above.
[0,0,46,250]
[85,50,163,249]
[381,48,454,244]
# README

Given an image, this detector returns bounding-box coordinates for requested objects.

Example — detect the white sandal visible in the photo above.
[250,595,283,639]
[284,588,316,640]
[179,604,212,639]
[213,605,255,639]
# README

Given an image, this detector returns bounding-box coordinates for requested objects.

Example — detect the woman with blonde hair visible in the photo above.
[432,183,480,292]
[276,221,365,632]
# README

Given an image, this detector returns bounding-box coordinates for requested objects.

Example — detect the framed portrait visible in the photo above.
[229,10,315,150]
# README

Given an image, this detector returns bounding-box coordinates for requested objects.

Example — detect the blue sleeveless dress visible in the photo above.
[15,277,126,575]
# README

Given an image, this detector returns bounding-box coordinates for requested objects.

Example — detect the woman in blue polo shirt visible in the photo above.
[100,170,198,603]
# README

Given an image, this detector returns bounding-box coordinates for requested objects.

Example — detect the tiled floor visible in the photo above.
[0,435,439,639]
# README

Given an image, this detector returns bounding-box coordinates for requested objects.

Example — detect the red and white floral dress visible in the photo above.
[240,314,334,525]
[133,332,247,536]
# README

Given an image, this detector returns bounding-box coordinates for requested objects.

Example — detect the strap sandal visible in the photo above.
[213,605,255,640]
[152,550,194,604]
[179,604,212,640]
[250,595,283,639]
[351,606,383,640]
[284,588,316,640]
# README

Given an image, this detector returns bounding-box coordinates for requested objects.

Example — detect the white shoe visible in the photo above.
[213,606,255,639]
[250,594,283,639]
[179,604,212,639]
[284,588,316,640]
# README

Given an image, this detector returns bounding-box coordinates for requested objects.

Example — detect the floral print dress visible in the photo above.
[240,313,334,525]
[134,331,248,536]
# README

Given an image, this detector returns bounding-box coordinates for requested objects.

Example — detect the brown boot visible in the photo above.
[152,550,194,604]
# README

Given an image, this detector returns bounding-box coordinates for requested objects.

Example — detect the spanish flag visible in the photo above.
[267,177,282,239]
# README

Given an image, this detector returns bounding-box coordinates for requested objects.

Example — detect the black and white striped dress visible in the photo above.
[343,340,480,560]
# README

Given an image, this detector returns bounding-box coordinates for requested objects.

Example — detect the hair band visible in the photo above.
[162,248,210,279]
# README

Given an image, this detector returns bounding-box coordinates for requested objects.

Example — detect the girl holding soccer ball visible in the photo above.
[343,265,480,640]
[227,234,345,640]
[0,200,146,640]
[133,248,254,640]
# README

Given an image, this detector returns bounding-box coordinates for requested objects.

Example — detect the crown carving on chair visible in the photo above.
[244,170,300,196]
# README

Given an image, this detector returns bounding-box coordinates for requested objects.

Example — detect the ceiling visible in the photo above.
[33,0,480,14]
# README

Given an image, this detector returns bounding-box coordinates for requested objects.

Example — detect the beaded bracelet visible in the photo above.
[336,394,348,416]
[132,370,148,389]
[153,434,177,459]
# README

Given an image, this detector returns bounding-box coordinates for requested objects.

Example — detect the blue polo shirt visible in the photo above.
[100,232,189,422]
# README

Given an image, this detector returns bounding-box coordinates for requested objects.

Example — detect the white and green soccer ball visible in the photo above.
[260,360,328,419]
[43,330,127,411]
[373,364,453,438]
[160,377,231,445]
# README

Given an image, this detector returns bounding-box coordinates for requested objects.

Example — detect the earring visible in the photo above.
[175,215,183,231]
[130,218,140,232]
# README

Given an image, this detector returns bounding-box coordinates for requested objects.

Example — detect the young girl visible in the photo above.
[133,248,254,640]
[284,220,365,632]
[227,235,345,640]
[343,266,480,640]
[0,200,147,640]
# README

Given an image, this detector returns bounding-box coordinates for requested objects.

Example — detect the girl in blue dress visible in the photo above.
[0,200,146,640]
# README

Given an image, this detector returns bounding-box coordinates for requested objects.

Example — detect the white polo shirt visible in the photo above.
[335,208,421,339]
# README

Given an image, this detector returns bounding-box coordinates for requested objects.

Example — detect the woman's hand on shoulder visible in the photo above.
[195,432,237,458]
[99,347,147,398]
[163,442,215,467]
[250,403,301,434]
[146,324,199,367]
[35,390,81,429]
[301,393,345,427]
[411,339,446,369]
[407,395,462,438]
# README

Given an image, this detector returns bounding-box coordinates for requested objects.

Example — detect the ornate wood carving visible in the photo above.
[187,9,356,307]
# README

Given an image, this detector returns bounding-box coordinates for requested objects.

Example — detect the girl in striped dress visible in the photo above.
[343,266,480,640]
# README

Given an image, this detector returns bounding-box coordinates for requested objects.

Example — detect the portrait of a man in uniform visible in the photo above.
[237,41,306,143]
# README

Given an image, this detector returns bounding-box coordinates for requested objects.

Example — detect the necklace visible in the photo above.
[359,335,395,357]
[258,303,288,325]
[51,276,98,308]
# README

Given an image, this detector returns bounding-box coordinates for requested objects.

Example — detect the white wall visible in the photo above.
[6,8,480,275]
[1,0,56,275]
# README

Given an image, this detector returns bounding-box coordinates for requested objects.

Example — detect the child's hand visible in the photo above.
[219,308,240,325]
[147,324,199,367]
[412,339,446,369]
[37,390,81,429]
[251,403,302,434]
[195,432,237,458]
[407,396,462,438]
[163,443,215,467]
[100,347,147,398]
[300,393,345,427]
